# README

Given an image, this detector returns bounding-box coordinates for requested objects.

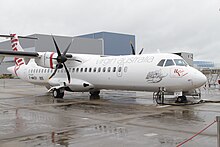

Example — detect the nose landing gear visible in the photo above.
[153,87,165,104]
[153,88,189,104]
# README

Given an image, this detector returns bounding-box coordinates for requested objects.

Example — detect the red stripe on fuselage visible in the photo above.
[50,52,55,69]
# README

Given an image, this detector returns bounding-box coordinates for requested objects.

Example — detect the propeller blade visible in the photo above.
[130,41,135,55]
[63,39,73,55]
[139,48,144,55]
[49,64,59,79]
[52,36,61,56]
[72,59,82,62]
[63,63,71,83]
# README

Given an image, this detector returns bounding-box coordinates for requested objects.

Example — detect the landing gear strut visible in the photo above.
[153,87,165,104]
[53,89,64,98]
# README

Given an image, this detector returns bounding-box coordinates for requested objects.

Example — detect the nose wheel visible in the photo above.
[53,89,64,98]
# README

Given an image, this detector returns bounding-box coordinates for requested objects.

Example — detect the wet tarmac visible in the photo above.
[0,79,219,147]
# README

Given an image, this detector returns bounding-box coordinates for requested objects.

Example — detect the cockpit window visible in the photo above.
[157,59,165,67]
[164,59,175,66]
[174,59,187,66]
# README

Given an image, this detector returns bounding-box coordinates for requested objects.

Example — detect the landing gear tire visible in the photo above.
[53,89,64,99]
[89,90,100,100]
[89,90,100,96]
[176,95,187,103]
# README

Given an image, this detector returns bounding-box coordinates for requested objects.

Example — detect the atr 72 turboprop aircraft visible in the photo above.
[0,34,207,103]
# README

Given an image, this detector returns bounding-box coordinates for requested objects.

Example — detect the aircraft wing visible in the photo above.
[0,50,39,64]
[0,50,39,58]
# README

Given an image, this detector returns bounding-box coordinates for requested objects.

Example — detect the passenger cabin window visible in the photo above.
[113,67,116,72]
[107,67,111,72]
[164,59,175,66]
[157,59,165,67]
[98,67,101,72]
[174,59,187,66]
[103,67,106,72]
[118,67,122,72]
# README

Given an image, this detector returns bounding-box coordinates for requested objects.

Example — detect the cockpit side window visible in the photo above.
[174,59,187,66]
[157,59,165,67]
[164,59,175,66]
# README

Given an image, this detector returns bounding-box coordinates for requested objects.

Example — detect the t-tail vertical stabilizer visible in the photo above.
[0,34,38,76]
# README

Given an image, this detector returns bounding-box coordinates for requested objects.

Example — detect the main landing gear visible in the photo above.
[89,90,100,99]
[175,95,188,103]
[52,89,64,99]
[51,89,100,99]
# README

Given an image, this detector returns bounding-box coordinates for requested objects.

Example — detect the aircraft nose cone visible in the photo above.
[193,70,207,88]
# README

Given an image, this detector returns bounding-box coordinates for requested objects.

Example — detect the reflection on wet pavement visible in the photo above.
[0,79,219,147]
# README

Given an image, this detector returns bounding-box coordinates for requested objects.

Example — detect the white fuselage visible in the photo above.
[9,53,207,93]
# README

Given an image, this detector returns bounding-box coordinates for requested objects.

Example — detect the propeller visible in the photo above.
[130,41,144,55]
[49,36,79,83]
[139,48,144,55]
[130,41,135,55]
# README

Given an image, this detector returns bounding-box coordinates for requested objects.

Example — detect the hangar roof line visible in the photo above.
[0,31,135,56]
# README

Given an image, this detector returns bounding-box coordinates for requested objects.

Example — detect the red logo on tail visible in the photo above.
[11,34,25,76]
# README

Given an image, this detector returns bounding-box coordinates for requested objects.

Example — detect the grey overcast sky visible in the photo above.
[0,0,220,62]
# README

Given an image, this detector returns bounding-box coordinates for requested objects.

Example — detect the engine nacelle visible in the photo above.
[35,52,58,69]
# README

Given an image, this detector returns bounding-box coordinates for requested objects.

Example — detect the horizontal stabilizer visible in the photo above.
[0,35,38,40]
